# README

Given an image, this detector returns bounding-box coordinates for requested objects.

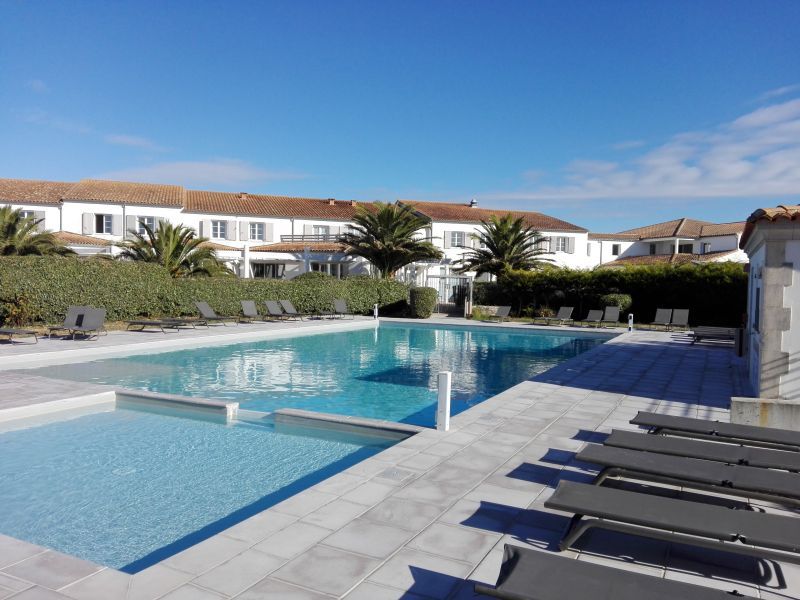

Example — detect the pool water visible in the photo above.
[35,322,613,426]
[0,406,396,572]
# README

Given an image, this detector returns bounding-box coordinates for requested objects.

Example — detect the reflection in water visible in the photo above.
[34,324,612,426]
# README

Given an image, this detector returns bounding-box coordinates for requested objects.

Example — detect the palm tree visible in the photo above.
[117,221,233,277]
[0,206,74,256]
[453,214,553,276]
[339,202,443,279]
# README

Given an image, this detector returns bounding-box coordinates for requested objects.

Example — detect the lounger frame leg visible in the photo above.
[559,516,800,564]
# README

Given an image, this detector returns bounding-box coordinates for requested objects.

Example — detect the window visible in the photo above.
[649,243,657,255]
[311,262,348,278]
[211,220,226,239]
[252,263,285,279]
[137,216,156,234]
[611,244,620,256]
[702,242,711,254]
[20,210,35,220]
[587,243,592,256]
[754,287,761,332]
[250,222,265,241]
[450,231,466,247]
[312,225,330,237]
[95,214,113,234]
[678,243,693,254]
[553,237,568,252]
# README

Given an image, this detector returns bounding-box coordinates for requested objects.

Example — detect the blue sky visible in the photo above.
[1,0,799,231]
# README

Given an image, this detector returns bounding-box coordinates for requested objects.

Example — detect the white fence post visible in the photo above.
[373,303,379,319]
[628,313,634,332]
[437,371,452,431]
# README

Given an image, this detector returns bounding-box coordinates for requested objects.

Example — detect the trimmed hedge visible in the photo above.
[0,257,415,325]
[408,287,438,318]
[474,263,748,326]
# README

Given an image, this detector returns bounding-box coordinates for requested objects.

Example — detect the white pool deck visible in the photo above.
[0,318,794,600]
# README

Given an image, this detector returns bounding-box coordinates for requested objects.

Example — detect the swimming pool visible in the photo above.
[0,404,397,572]
[32,322,614,426]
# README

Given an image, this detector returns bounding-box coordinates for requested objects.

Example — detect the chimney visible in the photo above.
[469,198,478,208]
[328,199,336,205]
[239,192,248,200]
[350,200,357,206]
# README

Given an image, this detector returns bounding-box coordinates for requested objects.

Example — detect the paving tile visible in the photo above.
[313,473,366,496]
[322,518,413,558]
[367,548,472,599]
[253,522,333,560]
[127,564,193,600]
[162,535,250,575]
[159,584,226,599]
[0,535,46,569]
[398,452,443,472]
[8,587,72,600]
[439,499,519,534]
[60,568,130,599]
[192,548,285,597]
[301,499,368,530]
[222,510,297,544]
[408,523,499,564]
[341,481,396,506]
[464,483,542,509]
[361,497,443,532]
[236,577,334,599]
[271,545,380,596]
[271,490,338,518]
[3,551,102,591]
[343,580,428,600]
[0,571,32,593]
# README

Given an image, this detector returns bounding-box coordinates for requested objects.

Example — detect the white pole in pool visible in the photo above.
[437,371,452,431]
[373,303,379,319]
[628,313,634,332]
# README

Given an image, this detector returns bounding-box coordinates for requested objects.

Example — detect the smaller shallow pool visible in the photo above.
[0,404,398,572]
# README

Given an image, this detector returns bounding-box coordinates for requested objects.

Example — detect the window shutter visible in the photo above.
[125,215,138,239]
[264,223,274,242]
[471,235,479,249]
[111,215,123,236]
[567,237,575,254]
[200,220,211,237]
[303,224,313,235]
[546,237,553,251]
[226,220,237,241]
[82,213,94,235]
[33,210,46,231]
[239,222,250,241]
[443,231,452,249]
[155,217,163,228]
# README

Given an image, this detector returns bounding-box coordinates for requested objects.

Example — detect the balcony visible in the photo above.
[280,234,343,243]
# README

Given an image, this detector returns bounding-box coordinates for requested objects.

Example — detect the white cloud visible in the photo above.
[26,79,49,93]
[104,134,166,152]
[756,84,800,103]
[20,108,92,134]
[99,159,308,187]
[611,139,645,150]
[493,97,800,201]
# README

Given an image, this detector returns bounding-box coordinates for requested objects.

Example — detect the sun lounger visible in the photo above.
[0,328,38,343]
[68,308,106,340]
[487,306,511,322]
[604,429,800,472]
[194,301,237,326]
[650,308,672,330]
[126,319,195,333]
[692,325,736,344]
[333,298,354,319]
[600,306,620,327]
[577,443,800,507]
[534,306,574,326]
[264,300,288,320]
[474,543,754,600]
[579,309,603,327]
[631,411,800,451]
[671,308,690,330]
[280,300,310,320]
[47,305,89,338]
[546,480,800,564]
[240,300,266,323]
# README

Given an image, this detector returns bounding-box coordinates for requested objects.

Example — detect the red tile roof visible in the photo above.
[588,232,639,241]
[185,190,372,220]
[250,242,346,253]
[0,179,75,205]
[63,179,184,206]
[52,231,112,246]
[618,217,714,239]
[199,241,239,252]
[600,250,739,267]
[740,204,800,248]
[399,200,587,232]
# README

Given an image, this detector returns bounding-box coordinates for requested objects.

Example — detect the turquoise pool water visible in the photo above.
[35,322,613,426]
[0,405,396,572]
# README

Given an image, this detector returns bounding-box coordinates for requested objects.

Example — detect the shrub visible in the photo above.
[599,293,633,314]
[534,306,555,318]
[0,256,412,325]
[408,287,437,318]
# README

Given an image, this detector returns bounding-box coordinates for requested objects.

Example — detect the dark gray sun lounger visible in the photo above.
[68,308,107,340]
[650,308,672,330]
[279,300,309,320]
[546,480,800,564]
[671,308,690,330]
[195,301,237,325]
[631,411,800,451]
[0,328,38,343]
[579,309,603,327]
[691,325,736,344]
[47,305,89,338]
[488,306,511,323]
[126,319,195,333]
[600,306,620,327]
[605,429,800,472]
[240,300,266,323]
[577,443,800,507]
[333,298,354,319]
[474,544,754,600]
[536,306,574,326]
[265,300,288,320]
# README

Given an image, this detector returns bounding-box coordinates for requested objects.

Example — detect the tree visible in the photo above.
[453,214,552,277]
[339,202,443,279]
[117,221,233,277]
[0,206,74,256]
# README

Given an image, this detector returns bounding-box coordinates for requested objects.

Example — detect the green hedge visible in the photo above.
[408,287,438,318]
[0,257,414,325]
[474,263,748,326]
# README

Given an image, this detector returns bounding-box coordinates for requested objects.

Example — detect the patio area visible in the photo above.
[1,323,789,600]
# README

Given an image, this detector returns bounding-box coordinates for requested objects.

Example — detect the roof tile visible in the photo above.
[0,179,75,205]
[63,179,184,206]
[600,250,738,267]
[740,204,800,248]
[250,241,346,253]
[52,231,112,246]
[185,190,370,220]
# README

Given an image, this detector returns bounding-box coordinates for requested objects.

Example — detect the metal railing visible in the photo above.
[279,234,343,243]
